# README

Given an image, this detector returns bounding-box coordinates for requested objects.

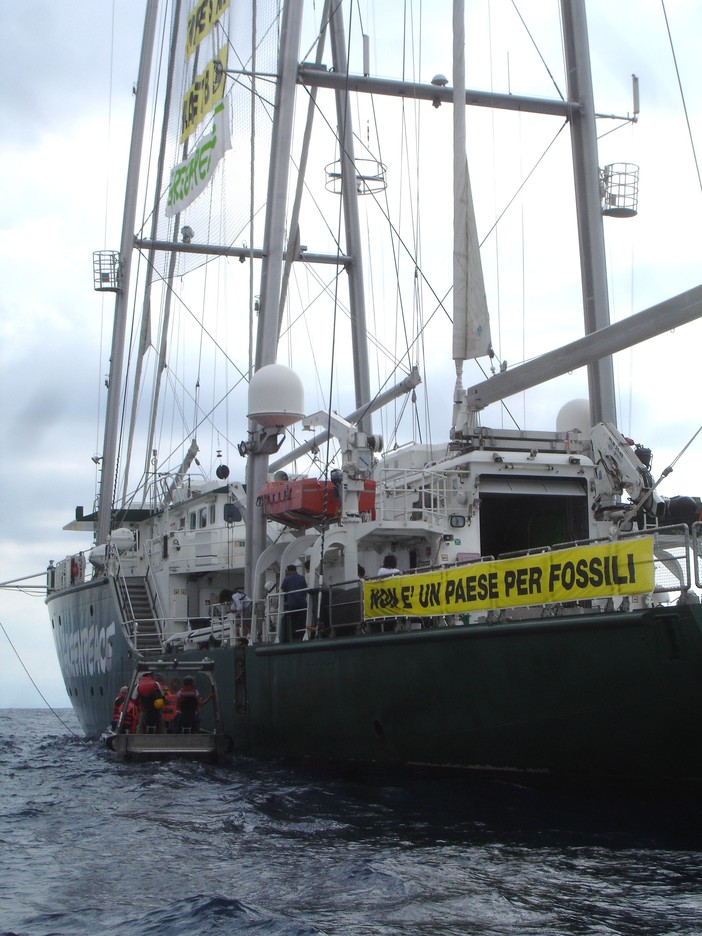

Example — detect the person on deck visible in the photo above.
[231,587,253,636]
[135,671,165,733]
[173,676,213,733]
[111,686,138,733]
[155,673,177,732]
[377,554,402,577]
[280,564,308,641]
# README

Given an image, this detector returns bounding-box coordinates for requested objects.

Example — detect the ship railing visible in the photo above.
[475,524,696,604]
[691,521,702,590]
[208,602,252,641]
[161,616,235,651]
[648,524,695,598]
[219,524,702,647]
[111,549,138,624]
[255,587,319,644]
[373,467,449,528]
[144,563,167,624]
[52,551,89,591]
[318,525,698,633]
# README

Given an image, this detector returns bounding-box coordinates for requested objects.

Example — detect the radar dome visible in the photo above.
[556,399,591,438]
[248,364,304,428]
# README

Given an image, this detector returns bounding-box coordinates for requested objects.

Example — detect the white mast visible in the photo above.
[96,0,160,547]
[244,0,306,593]
[561,0,617,427]
[328,2,373,434]
[451,0,491,437]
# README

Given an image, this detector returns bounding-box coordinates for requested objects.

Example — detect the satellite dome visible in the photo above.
[556,399,591,438]
[248,364,304,428]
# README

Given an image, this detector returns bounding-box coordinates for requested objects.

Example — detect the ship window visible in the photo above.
[189,512,197,530]
[224,503,241,523]
[209,504,216,524]
[199,507,208,528]
[58,616,62,627]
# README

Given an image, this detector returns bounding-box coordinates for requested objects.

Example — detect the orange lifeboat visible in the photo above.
[257,478,376,529]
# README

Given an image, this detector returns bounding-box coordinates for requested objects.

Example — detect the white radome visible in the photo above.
[248,363,305,428]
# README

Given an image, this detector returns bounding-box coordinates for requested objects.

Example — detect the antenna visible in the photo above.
[632,74,640,119]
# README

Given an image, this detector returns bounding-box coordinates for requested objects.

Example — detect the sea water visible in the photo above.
[2,708,702,936]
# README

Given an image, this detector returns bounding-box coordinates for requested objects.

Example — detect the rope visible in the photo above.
[0,620,85,741]
[661,0,702,193]
[662,423,702,476]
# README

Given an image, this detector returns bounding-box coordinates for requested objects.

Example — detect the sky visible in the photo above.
[1,0,701,710]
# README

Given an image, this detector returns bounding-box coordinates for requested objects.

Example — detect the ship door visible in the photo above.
[478,476,589,558]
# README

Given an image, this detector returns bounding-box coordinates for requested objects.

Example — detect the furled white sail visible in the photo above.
[452,0,491,366]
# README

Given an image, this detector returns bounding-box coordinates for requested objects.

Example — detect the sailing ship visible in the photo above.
[46,0,702,791]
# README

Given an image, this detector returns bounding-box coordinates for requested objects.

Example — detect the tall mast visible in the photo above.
[96,0,160,546]
[561,0,617,427]
[244,0,306,592]
[124,0,183,507]
[327,2,373,434]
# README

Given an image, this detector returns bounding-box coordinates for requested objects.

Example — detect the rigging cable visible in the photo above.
[661,423,702,478]
[661,0,702,193]
[0,620,85,741]
[511,0,565,101]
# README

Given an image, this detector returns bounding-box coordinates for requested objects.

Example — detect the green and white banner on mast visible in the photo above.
[166,102,231,217]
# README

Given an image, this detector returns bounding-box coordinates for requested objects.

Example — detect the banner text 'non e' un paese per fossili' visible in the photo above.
[363,537,655,618]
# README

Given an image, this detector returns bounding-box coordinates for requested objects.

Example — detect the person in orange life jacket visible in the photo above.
[155,673,178,731]
[281,564,308,641]
[111,686,138,733]
[135,671,165,733]
[173,676,213,733]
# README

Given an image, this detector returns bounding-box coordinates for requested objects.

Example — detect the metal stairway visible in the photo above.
[116,575,162,652]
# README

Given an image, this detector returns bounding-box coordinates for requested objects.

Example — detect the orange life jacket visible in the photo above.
[112,694,139,732]
[160,687,177,722]
[136,676,163,708]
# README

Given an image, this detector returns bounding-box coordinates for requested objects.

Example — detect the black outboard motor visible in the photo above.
[660,495,702,529]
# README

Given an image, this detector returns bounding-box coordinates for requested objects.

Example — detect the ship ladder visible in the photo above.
[116,575,162,652]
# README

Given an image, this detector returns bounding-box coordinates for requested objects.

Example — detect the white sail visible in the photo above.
[452,0,491,366]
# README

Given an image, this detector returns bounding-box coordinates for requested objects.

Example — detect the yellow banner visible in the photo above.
[181,45,229,142]
[186,0,230,58]
[363,538,655,619]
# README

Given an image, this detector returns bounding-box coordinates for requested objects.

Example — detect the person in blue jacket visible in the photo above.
[281,564,308,640]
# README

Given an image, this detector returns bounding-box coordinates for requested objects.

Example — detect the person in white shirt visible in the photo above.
[377,554,401,577]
